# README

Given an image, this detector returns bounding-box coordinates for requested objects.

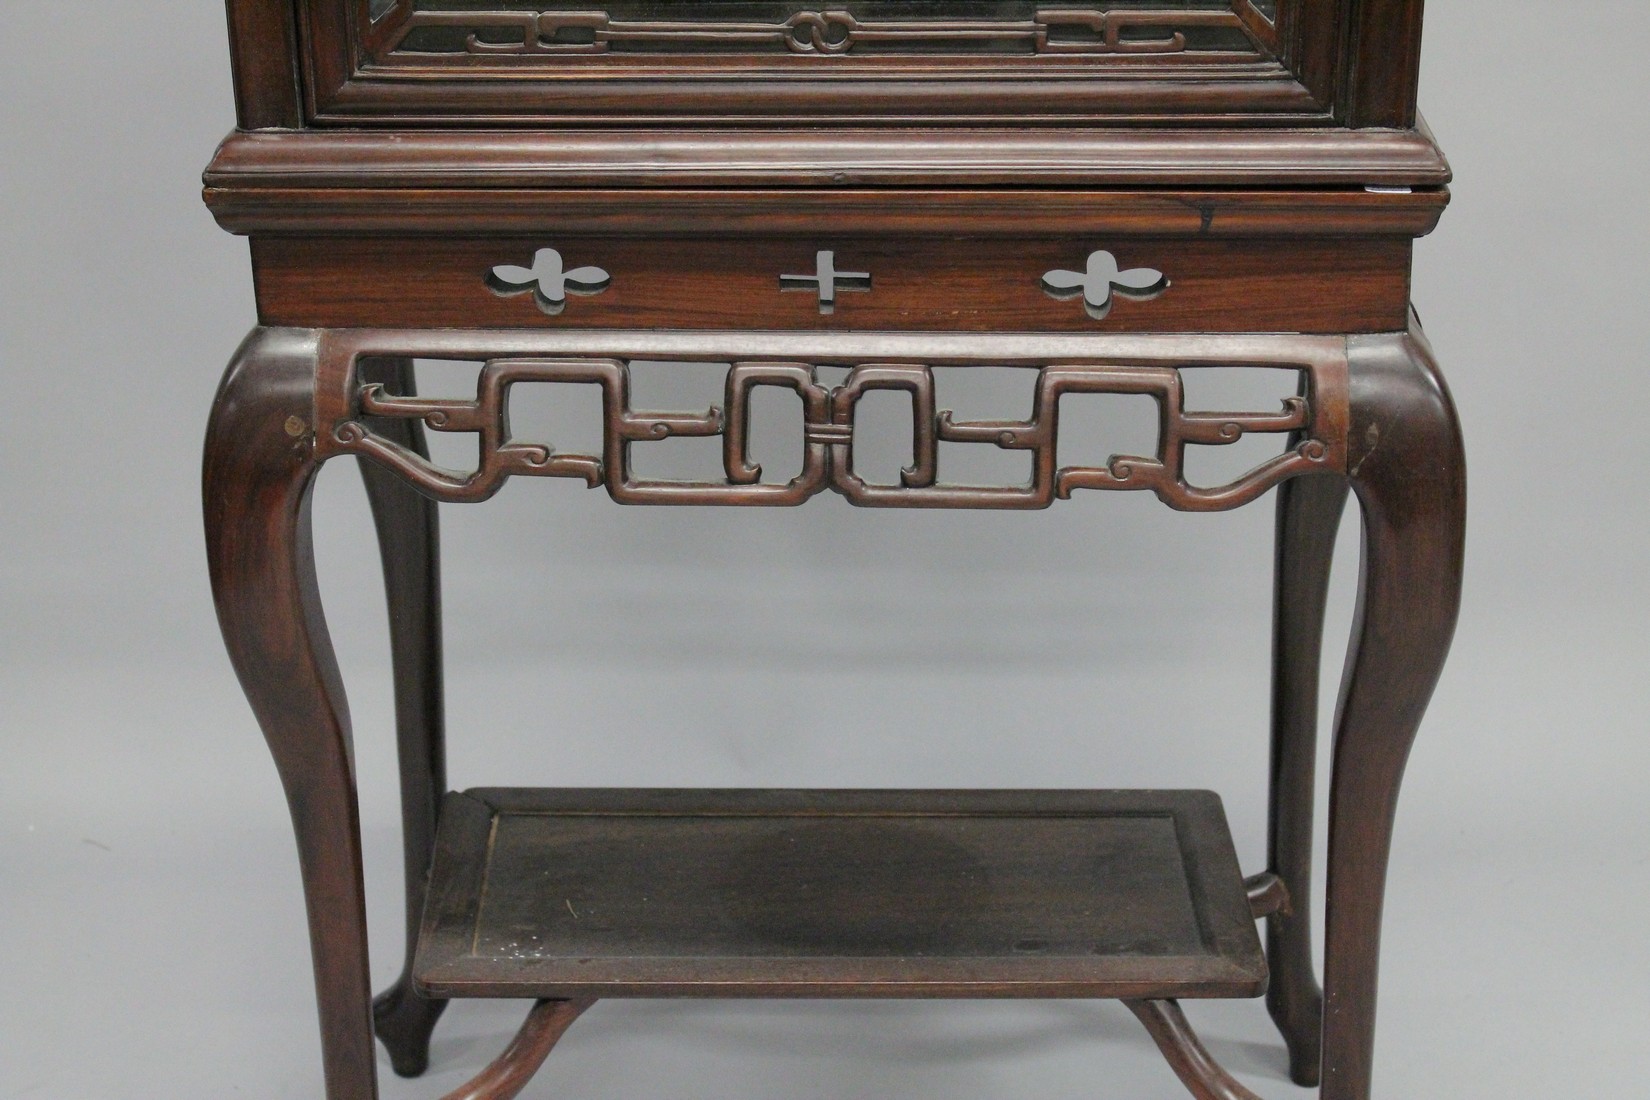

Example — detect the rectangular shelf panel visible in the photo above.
[415,788,1265,999]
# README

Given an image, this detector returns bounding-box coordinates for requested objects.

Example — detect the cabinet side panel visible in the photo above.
[225,0,303,128]
[1343,0,1425,127]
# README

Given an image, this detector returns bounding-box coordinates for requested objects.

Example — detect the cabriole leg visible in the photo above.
[205,328,379,1100]
[1319,321,1465,1100]
[357,358,450,1077]
[1265,470,1349,1085]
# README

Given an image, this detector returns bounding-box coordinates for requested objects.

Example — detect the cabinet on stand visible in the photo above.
[201,2,1464,1097]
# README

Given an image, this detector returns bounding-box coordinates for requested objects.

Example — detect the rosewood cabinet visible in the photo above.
[203,2,1463,1098]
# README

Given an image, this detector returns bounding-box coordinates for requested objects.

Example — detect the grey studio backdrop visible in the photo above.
[2,2,1646,1097]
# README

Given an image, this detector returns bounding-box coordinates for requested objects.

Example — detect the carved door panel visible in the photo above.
[297,0,1367,124]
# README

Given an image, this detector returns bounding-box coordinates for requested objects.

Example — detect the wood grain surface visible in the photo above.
[414,788,1265,999]
[252,234,1412,333]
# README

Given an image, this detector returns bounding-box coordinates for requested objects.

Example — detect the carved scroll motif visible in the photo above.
[327,357,1331,511]
[383,7,1256,58]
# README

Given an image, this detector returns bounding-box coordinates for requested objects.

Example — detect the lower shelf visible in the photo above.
[413,788,1265,1000]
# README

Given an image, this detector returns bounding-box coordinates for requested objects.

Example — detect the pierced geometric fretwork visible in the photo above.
[328,356,1331,511]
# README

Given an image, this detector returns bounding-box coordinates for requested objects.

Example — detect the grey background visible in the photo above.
[3,1,1646,1096]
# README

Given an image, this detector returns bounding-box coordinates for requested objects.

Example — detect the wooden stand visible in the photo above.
[201,3,1463,1097]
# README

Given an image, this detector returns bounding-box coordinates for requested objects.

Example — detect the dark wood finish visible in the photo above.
[293,0,359,128]
[438,999,594,1100]
[414,788,1265,999]
[203,125,1452,193]
[207,186,1448,239]
[216,0,1436,154]
[1312,317,1463,1100]
[374,5,1267,64]
[1264,467,1349,1085]
[203,318,1458,1100]
[222,0,303,128]
[251,235,1414,334]
[299,0,1317,125]
[314,330,1348,511]
[310,70,1325,129]
[1284,0,1345,120]
[204,327,378,1100]
[207,4,1459,1096]
[355,358,449,1078]
[1241,871,1290,920]
[1127,999,1265,1100]
[277,0,1425,128]
[1341,0,1427,129]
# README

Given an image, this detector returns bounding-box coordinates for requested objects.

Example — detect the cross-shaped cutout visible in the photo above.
[486,248,612,316]
[780,251,872,315]
[1041,250,1169,320]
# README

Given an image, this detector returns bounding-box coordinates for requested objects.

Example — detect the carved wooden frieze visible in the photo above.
[319,341,1344,511]
[380,6,1260,59]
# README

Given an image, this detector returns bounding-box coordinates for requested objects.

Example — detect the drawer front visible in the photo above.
[252,235,1411,334]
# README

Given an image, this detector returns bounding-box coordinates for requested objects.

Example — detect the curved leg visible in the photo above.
[440,999,595,1100]
[357,358,450,1077]
[205,328,378,1100]
[1319,321,1465,1100]
[1265,469,1349,1085]
[1126,1000,1264,1100]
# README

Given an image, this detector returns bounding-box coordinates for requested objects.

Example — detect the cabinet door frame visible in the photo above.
[225,0,1425,129]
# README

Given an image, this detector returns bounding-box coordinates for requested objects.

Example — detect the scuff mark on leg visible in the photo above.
[1350,422,1381,478]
